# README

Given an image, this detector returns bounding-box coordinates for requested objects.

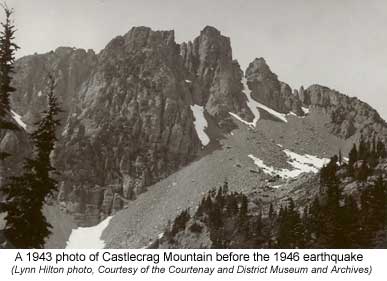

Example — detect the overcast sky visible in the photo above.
[7,0,387,119]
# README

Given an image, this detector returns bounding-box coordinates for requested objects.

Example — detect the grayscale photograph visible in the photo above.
[0,0,386,249]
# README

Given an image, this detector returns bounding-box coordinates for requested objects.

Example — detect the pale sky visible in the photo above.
[7,0,387,120]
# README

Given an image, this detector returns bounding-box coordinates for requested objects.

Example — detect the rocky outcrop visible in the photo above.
[11,27,202,226]
[12,47,97,126]
[299,84,387,139]
[244,57,387,141]
[0,112,31,194]
[246,58,304,115]
[180,26,253,125]
[8,25,387,228]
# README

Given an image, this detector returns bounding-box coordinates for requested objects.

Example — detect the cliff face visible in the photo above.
[298,85,387,140]
[245,57,387,141]
[10,27,206,225]
[56,27,202,225]
[0,112,31,194]
[181,26,253,126]
[12,47,97,126]
[8,26,387,228]
[246,58,304,116]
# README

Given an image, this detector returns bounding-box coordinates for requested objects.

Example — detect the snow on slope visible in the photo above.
[11,110,27,130]
[287,111,298,117]
[255,100,288,123]
[283,149,328,173]
[229,78,288,126]
[302,107,310,114]
[229,78,261,127]
[66,216,112,249]
[191,105,210,146]
[249,149,329,179]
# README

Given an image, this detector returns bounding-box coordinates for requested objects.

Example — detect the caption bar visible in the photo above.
[0,249,385,281]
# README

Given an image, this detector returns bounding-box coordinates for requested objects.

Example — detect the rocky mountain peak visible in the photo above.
[180,26,253,124]
[245,57,275,81]
[200,25,221,35]
[122,26,175,49]
[245,58,303,116]
[180,25,232,75]
[298,84,387,139]
[7,25,387,230]
[101,26,177,62]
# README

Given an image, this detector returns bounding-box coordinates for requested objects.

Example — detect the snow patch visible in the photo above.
[249,149,329,179]
[185,80,192,83]
[11,110,27,130]
[283,149,329,174]
[37,91,42,97]
[66,216,112,249]
[255,100,288,123]
[302,107,310,114]
[287,111,298,117]
[191,105,210,146]
[229,78,260,127]
[229,78,289,126]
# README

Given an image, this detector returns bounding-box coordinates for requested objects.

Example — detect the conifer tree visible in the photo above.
[357,160,369,181]
[30,74,62,199]
[340,195,360,248]
[268,203,275,219]
[277,198,304,248]
[358,136,369,161]
[0,74,62,248]
[0,5,19,168]
[0,4,19,116]
[376,140,386,159]
[348,144,358,167]
[308,198,322,240]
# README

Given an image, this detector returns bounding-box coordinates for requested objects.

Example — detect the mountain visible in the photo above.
[153,151,387,249]
[0,111,31,190]
[3,26,387,248]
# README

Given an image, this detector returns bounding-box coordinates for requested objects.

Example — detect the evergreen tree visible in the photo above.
[357,160,370,181]
[0,4,19,116]
[319,156,345,247]
[0,5,19,169]
[348,144,358,169]
[30,74,62,199]
[305,197,322,245]
[361,177,387,236]
[225,193,238,216]
[288,198,305,248]
[237,194,249,238]
[268,203,275,220]
[376,140,386,159]
[340,195,360,248]
[0,163,50,248]
[358,136,369,160]
[252,211,265,247]
[0,74,62,248]
[277,198,304,248]
[171,209,190,236]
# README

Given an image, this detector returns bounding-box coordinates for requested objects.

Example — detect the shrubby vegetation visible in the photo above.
[162,139,387,249]
[0,6,62,248]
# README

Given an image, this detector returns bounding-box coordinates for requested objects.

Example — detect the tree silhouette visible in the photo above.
[0,75,62,248]
[0,4,19,116]
[0,4,19,172]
